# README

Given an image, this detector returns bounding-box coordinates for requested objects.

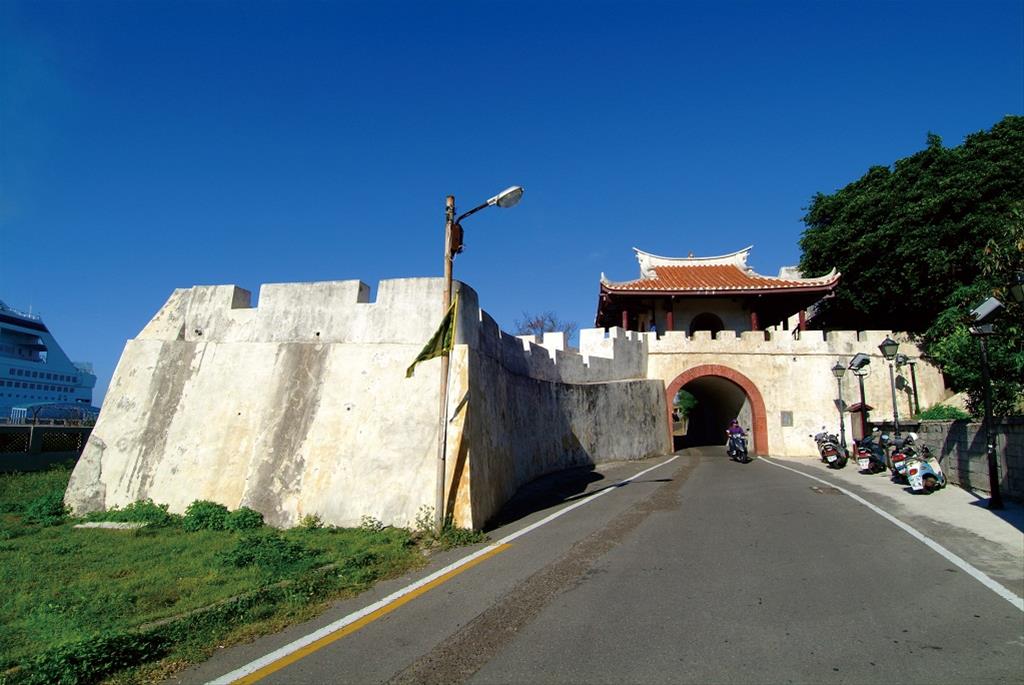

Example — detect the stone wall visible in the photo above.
[453,336,669,530]
[646,329,949,457]
[916,418,1024,501]
[66,278,667,529]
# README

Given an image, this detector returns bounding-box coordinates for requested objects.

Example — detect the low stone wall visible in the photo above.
[916,418,1024,501]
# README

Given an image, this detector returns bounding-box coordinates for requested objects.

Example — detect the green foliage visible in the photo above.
[359,515,384,532]
[88,499,181,527]
[0,467,72,514]
[914,403,971,421]
[225,507,265,531]
[0,471,424,685]
[22,491,69,526]
[182,500,229,532]
[298,513,325,530]
[673,389,698,417]
[218,532,320,578]
[411,505,487,549]
[799,116,1024,414]
[437,525,488,549]
[9,630,170,685]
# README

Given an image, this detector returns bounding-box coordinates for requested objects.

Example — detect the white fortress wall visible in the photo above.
[66,277,669,530]
[67,278,465,528]
[645,329,948,457]
[459,320,670,529]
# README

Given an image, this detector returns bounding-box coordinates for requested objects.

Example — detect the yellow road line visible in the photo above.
[230,543,512,684]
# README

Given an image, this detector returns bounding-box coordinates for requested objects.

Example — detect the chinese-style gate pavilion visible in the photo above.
[596,246,840,334]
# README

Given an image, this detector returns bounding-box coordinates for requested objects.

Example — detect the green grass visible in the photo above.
[0,467,444,685]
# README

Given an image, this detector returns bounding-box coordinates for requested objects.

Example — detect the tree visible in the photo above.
[514,311,578,343]
[798,116,1024,415]
[673,388,698,418]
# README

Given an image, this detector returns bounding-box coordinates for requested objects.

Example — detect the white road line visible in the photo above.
[209,455,681,684]
[761,457,1024,612]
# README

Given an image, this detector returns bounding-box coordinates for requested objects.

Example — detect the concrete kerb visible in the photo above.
[767,455,1024,600]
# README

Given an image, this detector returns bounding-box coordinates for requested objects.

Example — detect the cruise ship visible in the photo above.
[0,300,97,422]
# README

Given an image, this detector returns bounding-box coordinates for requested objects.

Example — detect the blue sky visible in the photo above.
[2,0,1022,406]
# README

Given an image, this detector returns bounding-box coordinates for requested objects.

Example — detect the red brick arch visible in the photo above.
[666,364,768,456]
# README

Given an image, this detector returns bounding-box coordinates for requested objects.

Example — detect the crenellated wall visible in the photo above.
[65,274,951,529]
[66,278,667,529]
[645,328,949,457]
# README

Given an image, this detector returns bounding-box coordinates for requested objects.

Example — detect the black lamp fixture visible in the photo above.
[831,362,847,449]
[878,336,900,436]
[878,336,899,361]
[849,353,871,438]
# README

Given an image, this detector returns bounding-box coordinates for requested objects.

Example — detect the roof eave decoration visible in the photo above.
[635,245,753,274]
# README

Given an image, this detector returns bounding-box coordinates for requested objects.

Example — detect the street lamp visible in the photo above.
[969,295,1005,510]
[831,361,847,450]
[435,186,524,532]
[849,353,871,438]
[876,333,901,436]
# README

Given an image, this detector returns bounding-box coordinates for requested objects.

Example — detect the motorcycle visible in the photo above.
[853,429,889,474]
[727,431,750,463]
[811,428,848,469]
[905,438,946,494]
[888,435,911,484]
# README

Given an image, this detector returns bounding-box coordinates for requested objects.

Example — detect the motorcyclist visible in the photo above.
[725,420,747,459]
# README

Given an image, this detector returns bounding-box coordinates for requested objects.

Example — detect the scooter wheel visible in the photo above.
[923,474,938,493]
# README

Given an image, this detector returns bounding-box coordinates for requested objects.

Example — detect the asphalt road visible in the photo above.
[179,449,1024,685]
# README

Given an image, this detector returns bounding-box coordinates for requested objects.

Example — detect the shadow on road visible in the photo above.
[484,465,606,531]
[483,461,681,532]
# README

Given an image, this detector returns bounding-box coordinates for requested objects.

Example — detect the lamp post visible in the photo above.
[970,319,1001,510]
[848,353,871,439]
[435,186,524,532]
[831,362,847,451]
[878,336,900,436]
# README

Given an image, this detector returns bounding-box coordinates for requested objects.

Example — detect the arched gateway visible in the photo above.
[666,364,768,456]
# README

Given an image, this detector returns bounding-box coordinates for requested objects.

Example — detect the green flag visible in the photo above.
[406,293,459,378]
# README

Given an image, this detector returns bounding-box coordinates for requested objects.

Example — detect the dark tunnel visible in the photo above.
[673,375,753,451]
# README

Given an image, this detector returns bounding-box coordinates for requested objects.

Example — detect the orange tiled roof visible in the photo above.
[601,264,840,293]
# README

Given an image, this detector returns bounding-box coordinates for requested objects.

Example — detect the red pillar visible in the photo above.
[798,309,807,331]
[666,307,674,332]
[750,311,760,331]
[621,309,629,330]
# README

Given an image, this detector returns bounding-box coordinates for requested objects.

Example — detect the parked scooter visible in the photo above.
[904,437,946,494]
[853,429,889,474]
[727,431,750,463]
[811,428,848,469]
[888,435,911,484]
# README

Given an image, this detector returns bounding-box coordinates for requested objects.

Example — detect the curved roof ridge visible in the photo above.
[634,245,753,273]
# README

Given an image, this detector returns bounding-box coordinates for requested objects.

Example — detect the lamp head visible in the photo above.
[848,353,871,372]
[878,336,899,361]
[831,361,847,379]
[489,185,524,209]
[970,296,1003,325]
